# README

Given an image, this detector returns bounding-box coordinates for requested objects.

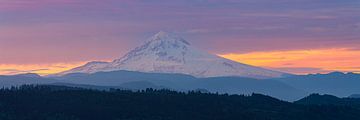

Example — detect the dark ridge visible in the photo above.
[295,93,360,109]
[350,94,360,98]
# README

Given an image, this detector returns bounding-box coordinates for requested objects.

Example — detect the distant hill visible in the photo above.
[52,70,307,101]
[0,74,55,87]
[49,83,124,91]
[275,72,360,97]
[13,73,42,78]
[0,85,359,120]
[2,71,360,101]
[1,71,306,101]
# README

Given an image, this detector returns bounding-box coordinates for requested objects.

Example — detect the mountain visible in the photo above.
[56,31,288,79]
[275,72,360,97]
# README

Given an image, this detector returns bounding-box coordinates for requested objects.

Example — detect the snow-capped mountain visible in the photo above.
[56,31,288,79]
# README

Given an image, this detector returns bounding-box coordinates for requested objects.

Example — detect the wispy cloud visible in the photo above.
[0,68,49,75]
[304,27,331,32]
[0,62,89,75]
[311,15,337,20]
[266,67,332,75]
[185,25,286,34]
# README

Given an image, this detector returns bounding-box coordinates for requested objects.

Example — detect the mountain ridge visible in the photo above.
[3,71,360,101]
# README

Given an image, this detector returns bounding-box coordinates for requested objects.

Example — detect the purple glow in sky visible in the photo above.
[0,0,360,75]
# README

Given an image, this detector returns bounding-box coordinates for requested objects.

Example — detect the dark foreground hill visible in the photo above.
[0,85,359,120]
[295,94,360,109]
[350,94,360,98]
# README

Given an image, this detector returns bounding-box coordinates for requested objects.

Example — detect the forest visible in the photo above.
[0,85,359,120]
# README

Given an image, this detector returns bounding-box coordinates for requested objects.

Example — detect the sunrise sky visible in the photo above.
[0,0,360,75]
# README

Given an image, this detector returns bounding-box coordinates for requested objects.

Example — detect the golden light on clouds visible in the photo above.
[0,62,88,76]
[1,48,360,75]
[219,48,360,74]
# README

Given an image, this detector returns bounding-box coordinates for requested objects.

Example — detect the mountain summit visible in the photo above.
[56,31,287,78]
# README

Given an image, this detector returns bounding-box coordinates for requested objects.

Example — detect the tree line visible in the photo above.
[0,85,359,120]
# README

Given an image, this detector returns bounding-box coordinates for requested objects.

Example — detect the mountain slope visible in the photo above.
[56,31,287,79]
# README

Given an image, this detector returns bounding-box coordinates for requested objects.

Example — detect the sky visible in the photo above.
[0,0,360,75]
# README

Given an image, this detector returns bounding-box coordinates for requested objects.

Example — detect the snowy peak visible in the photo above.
[84,61,109,66]
[112,31,191,65]
[56,31,288,79]
[143,31,191,52]
[148,31,190,46]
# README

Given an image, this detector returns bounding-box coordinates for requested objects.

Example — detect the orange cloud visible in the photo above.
[0,62,88,75]
[219,48,360,74]
[2,48,360,76]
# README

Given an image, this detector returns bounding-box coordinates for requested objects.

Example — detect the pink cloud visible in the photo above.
[0,0,359,68]
[0,22,142,64]
[0,0,49,10]
[0,0,107,11]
